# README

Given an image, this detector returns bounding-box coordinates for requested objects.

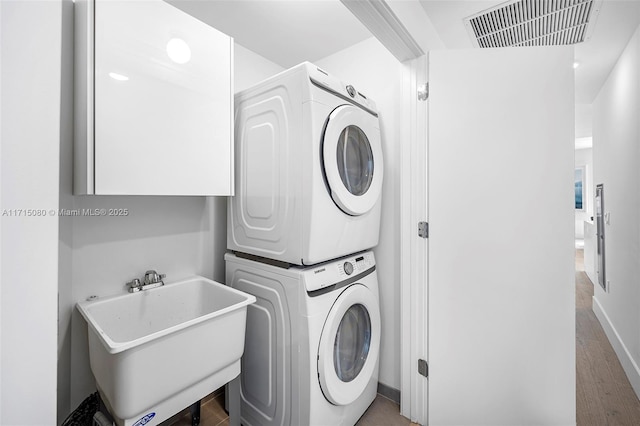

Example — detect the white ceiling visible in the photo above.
[168,0,639,140]
[419,0,640,105]
[167,0,372,68]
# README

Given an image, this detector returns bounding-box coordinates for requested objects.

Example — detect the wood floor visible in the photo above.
[575,249,640,425]
[166,249,640,425]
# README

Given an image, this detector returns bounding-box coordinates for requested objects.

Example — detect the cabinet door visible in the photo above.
[91,0,232,195]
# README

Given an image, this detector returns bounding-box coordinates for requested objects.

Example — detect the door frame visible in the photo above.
[399,55,428,424]
[338,1,430,422]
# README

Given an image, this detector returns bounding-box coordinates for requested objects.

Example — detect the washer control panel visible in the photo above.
[343,262,354,275]
[304,251,375,293]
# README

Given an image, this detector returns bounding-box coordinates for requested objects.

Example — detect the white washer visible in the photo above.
[225,250,380,426]
[228,62,383,266]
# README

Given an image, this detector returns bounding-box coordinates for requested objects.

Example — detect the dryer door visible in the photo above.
[318,284,381,406]
[322,105,383,216]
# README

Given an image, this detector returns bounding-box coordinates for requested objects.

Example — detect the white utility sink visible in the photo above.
[77,276,256,426]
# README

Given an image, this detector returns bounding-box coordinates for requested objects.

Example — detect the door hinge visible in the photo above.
[418,83,429,101]
[418,359,428,377]
[418,221,428,238]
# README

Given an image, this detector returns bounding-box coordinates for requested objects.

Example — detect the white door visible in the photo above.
[317,284,381,405]
[428,47,575,425]
[322,105,383,216]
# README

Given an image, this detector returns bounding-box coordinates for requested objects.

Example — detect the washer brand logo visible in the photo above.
[314,268,326,274]
[133,412,155,426]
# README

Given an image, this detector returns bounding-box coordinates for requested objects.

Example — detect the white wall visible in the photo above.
[1,1,61,423]
[234,43,284,92]
[58,0,75,422]
[592,24,640,398]
[575,147,593,239]
[67,196,225,405]
[575,103,593,139]
[316,37,403,390]
[62,41,283,413]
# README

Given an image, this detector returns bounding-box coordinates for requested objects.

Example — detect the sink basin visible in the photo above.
[77,276,256,426]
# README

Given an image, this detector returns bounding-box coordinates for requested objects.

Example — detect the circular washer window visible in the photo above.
[334,303,372,382]
[336,127,374,197]
[317,283,381,406]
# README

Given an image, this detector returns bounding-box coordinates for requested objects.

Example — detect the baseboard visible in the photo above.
[592,296,640,399]
[377,382,400,404]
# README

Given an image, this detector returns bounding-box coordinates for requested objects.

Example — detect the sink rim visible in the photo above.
[77,275,256,354]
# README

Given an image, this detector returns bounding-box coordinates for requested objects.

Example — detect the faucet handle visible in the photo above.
[143,270,165,285]
[127,278,142,292]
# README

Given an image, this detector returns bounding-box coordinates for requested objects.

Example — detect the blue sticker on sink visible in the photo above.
[133,412,155,426]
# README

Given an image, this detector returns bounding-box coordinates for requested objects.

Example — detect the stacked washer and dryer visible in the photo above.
[225,62,384,426]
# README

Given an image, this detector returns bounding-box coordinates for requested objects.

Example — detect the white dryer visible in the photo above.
[225,250,380,426]
[228,62,383,265]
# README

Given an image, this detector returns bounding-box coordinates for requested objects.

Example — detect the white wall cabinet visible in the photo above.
[75,0,233,195]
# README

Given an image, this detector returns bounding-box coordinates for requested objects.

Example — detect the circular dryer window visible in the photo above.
[334,303,371,382]
[336,127,374,197]
[323,105,383,216]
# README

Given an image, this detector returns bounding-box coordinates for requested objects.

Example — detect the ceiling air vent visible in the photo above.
[464,0,602,48]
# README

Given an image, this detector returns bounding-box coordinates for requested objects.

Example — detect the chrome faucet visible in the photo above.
[144,270,165,286]
[127,270,166,293]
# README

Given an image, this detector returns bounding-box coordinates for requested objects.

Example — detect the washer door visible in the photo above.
[322,105,383,216]
[318,284,381,406]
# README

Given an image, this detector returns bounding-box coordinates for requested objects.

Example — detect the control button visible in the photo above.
[346,85,356,98]
[344,262,354,275]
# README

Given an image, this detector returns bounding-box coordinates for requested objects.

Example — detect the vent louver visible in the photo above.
[464,0,602,48]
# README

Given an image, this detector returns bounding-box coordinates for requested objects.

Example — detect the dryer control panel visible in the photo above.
[303,251,375,293]
[308,65,378,117]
